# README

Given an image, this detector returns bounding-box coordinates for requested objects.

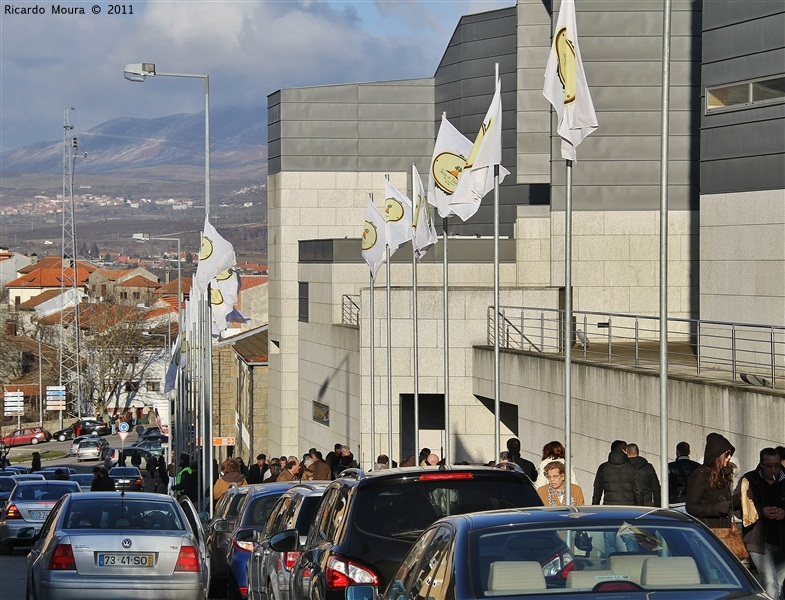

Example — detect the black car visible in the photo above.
[53,418,110,441]
[206,482,253,596]
[107,466,144,492]
[271,465,542,600]
[349,505,769,599]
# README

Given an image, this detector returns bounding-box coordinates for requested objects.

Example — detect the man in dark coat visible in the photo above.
[592,440,642,505]
[506,438,537,481]
[247,454,268,484]
[738,447,785,599]
[667,441,701,504]
[324,443,342,475]
[627,443,661,506]
[91,467,116,491]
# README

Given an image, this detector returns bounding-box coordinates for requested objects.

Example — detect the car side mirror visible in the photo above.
[235,528,255,544]
[213,518,230,533]
[269,529,298,552]
[346,585,377,600]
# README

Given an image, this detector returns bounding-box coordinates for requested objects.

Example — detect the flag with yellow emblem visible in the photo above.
[194,217,235,293]
[361,196,387,280]
[412,164,437,260]
[384,179,413,254]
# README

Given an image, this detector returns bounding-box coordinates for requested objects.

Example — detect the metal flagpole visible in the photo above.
[370,271,376,469]
[564,160,574,505]
[493,63,501,459]
[204,286,214,516]
[412,164,420,457]
[659,0,673,508]
[442,216,450,463]
[386,246,394,463]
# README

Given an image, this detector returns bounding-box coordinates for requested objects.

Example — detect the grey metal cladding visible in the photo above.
[299,238,517,264]
[700,1,785,194]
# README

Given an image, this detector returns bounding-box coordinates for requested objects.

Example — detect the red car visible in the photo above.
[0,427,52,447]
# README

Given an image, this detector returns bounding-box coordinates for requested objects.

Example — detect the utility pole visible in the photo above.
[59,108,86,420]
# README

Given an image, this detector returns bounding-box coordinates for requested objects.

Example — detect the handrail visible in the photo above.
[487,305,785,389]
[341,294,360,327]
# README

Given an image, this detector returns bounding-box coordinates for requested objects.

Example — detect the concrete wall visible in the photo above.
[474,346,785,494]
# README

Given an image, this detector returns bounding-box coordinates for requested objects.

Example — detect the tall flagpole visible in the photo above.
[411,165,420,457]
[386,246,394,462]
[442,215,450,464]
[564,160,573,505]
[493,63,501,460]
[659,0,673,508]
[370,271,376,469]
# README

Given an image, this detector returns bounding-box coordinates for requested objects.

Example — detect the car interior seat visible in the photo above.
[487,561,546,594]
[640,556,700,587]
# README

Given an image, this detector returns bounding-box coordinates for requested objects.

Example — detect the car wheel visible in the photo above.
[0,541,13,555]
[30,438,39,445]
[58,434,66,442]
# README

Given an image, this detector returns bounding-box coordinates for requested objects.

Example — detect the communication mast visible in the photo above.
[59,107,86,418]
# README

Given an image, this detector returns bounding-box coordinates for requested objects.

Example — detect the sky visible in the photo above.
[0,0,513,152]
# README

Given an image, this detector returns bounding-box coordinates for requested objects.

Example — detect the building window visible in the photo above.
[124,381,139,392]
[298,282,309,323]
[313,401,329,426]
[706,75,785,113]
[120,291,128,300]
[132,291,141,300]
[146,381,161,392]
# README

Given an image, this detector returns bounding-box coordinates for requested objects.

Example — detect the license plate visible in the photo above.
[98,553,155,567]
[30,510,49,519]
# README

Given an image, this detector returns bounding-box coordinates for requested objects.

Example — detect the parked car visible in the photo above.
[349,505,770,599]
[0,479,81,554]
[108,466,144,492]
[23,491,209,599]
[0,476,16,511]
[0,426,52,448]
[11,474,46,482]
[130,439,164,457]
[69,434,101,456]
[206,483,252,596]
[40,467,77,475]
[0,465,29,475]
[52,418,110,441]
[247,482,328,600]
[226,482,297,600]
[76,438,110,462]
[272,465,542,600]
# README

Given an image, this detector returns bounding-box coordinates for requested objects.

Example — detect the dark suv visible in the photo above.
[271,465,542,600]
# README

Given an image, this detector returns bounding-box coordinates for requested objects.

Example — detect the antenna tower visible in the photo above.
[59,107,85,418]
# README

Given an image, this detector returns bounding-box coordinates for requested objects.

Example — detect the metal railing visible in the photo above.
[487,306,785,388]
[341,294,360,327]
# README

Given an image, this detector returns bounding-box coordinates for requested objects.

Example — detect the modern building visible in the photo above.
[266,0,784,479]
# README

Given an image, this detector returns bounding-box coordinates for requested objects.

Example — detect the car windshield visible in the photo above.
[63,498,185,530]
[0,478,16,492]
[355,477,540,541]
[11,483,79,501]
[467,520,749,595]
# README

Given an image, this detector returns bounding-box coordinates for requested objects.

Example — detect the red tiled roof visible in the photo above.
[240,275,267,292]
[6,266,91,288]
[18,289,64,309]
[117,275,159,288]
[154,277,192,295]
[18,258,97,274]
[94,268,135,281]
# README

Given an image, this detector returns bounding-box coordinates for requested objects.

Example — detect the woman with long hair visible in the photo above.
[686,432,737,528]
[535,440,578,489]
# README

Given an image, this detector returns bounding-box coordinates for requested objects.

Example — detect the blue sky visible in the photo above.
[0,0,512,152]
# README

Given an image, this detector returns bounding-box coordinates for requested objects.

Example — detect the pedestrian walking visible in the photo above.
[213,459,247,503]
[506,438,537,481]
[738,447,785,598]
[534,441,577,489]
[247,454,268,484]
[537,461,585,506]
[277,460,299,482]
[686,433,738,529]
[626,443,661,506]
[91,467,116,491]
[591,440,641,505]
[309,451,332,480]
[31,451,41,472]
[667,441,701,504]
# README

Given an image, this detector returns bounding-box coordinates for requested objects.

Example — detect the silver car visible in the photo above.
[0,479,81,554]
[76,438,108,462]
[69,434,101,456]
[23,491,209,599]
[247,482,327,600]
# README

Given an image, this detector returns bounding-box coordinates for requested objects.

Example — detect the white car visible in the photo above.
[69,434,101,456]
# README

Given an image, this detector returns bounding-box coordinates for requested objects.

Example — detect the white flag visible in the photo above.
[209,267,240,336]
[412,164,437,260]
[194,218,236,293]
[361,196,387,280]
[384,179,413,254]
[543,0,598,161]
[449,76,510,222]
[428,114,474,219]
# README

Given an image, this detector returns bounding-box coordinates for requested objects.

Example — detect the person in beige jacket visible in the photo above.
[537,461,585,506]
[213,459,247,503]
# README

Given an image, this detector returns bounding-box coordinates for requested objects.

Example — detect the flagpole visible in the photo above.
[204,285,214,516]
[442,215,450,464]
[369,271,376,469]
[411,165,420,458]
[564,159,573,505]
[659,0,673,509]
[492,64,501,461]
[386,246,394,463]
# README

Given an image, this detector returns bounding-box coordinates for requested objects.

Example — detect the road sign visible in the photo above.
[4,391,24,416]
[212,437,236,446]
[46,403,67,411]
[118,431,129,442]
[118,422,130,433]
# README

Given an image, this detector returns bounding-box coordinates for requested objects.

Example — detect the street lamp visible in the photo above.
[123,63,211,218]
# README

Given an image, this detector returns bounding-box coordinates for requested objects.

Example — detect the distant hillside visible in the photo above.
[0,105,267,174]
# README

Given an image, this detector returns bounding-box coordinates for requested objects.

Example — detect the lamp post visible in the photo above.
[133,233,182,460]
[123,63,210,218]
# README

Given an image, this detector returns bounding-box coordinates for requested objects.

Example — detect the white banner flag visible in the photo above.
[428,114,474,219]
[412,164,438,260]
[361,196,387,280]
[384,179,413,254]
[194,218,236,293]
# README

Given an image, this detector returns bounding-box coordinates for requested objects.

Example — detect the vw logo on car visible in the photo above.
[121,538,132,549]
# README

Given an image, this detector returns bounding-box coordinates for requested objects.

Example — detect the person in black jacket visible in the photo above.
[592,440,642,505]
[668,441,701,504]
[247,454,268,484]
[91,467,116,491]
[627,443,661,506]
[505,438,538,481]
[686,432,737,529]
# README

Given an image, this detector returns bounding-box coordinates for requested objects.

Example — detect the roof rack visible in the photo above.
[337,468,366,480]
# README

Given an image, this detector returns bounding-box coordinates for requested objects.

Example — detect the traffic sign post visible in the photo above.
[4,391,24,428]
[46,386,67,429]
[118,421,129,457]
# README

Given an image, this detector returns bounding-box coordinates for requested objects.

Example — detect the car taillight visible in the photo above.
[418,472,473,481]
[134,478,143,487]
[5,504,22,519]
[49,544,76,570]
[283,551,300,571]
[174,545,200,572]
[326,555,379,589]
[234,538,255,552]
[237,586,248,596]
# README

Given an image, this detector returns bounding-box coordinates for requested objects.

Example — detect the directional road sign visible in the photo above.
[118,422,130,433]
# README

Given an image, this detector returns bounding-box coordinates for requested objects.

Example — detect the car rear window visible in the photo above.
[242,493,285,527]
[354,475,541,541]
[64,498,185,530]
[0,478,16,492]
[295,495,322,535]
[110,468,141,477]
[12,483,79,501]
